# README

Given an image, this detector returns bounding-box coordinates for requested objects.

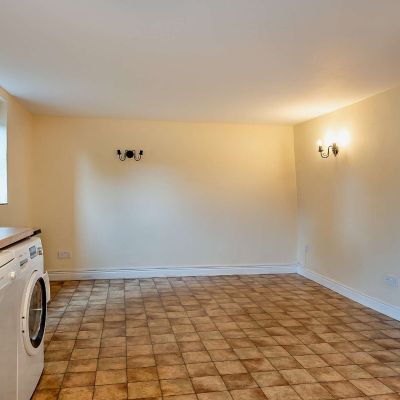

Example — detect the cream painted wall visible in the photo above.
[2,81,399,312]
[31,117,297,272]
[294,86,400,308]
[0,87,33,226]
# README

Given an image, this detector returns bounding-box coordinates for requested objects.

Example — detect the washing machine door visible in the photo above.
[21,270,47,355]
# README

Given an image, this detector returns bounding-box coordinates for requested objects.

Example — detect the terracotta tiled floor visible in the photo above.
[33,274,400,400]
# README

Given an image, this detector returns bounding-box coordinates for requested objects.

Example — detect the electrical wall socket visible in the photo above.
[384,275,398,288]
[58,250,71,259]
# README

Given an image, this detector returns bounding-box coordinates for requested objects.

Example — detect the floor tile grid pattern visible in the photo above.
[32,274,400,400]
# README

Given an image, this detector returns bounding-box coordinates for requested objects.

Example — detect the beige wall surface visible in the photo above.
[0,87,33,226]
[2,82,399,311]
[31,117,297,271]
[294,86,400,308]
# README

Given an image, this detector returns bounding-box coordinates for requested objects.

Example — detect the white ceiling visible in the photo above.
[1,0,400,124]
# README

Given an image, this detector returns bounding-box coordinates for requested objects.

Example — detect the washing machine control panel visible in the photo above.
[18,245,40,267]
[29,245,37,259]
[18,255,28,267]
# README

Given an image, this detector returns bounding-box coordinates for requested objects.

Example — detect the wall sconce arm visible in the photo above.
[117,149,144,161]
[318,143,339,158]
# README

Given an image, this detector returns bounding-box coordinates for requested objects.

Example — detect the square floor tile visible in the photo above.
[262,385,301,400]
[230,388,267,400]
[187,362,219,377]
[59,387,94,400]
[98,356,126,370]
[350,378,394,396]
[158,364,188,380]
[32,389,59,400]
[197,392,233,400]
[93,383,128,400]
[191,376,227,393]
[160,378,194,396]
[322,380,363,398]
[127,355,155,368]
[280,368,316,384]
[127,367,158,382]
[128,380,162,399]
[96,369,127,385]
[222,373,258,390]
[251,371,287,387]
[183,351,211,364]
[215,361,247,375]
[62,372,95,387]
[292,383,333,400]
[37,374,64,389]
[308,366,345,382]
[294,355,327,368]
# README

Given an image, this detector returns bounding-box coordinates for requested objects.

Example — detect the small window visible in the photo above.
[0,98,7,205]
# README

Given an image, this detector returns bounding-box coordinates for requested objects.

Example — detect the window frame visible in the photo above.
[0,96,8,205]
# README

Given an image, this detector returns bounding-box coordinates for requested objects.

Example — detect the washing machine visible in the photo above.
[12,237,49,400]
[0,248,19,399]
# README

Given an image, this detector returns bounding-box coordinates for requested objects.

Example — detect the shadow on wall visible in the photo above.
[71,125,296,270]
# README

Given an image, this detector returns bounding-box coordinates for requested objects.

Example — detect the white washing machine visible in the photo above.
[0,249,19,400]
[0,237,49,400]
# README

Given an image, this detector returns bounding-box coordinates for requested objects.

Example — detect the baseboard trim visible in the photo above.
[48,264,297,281]
[298,266,400,321]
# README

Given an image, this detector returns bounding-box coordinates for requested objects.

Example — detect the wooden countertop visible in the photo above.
[0,227,36,249]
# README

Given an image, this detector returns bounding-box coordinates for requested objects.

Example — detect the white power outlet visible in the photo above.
[58,250,71,259]
[384,275,398,288]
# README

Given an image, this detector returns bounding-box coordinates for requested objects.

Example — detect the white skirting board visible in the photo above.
[48,264,297,281]
[298,266,400,321]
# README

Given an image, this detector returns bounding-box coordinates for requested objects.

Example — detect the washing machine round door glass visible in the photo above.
[22,272,47,354]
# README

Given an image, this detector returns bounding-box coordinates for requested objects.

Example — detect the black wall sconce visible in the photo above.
[317,141,339,158]
[117,149,144,161]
